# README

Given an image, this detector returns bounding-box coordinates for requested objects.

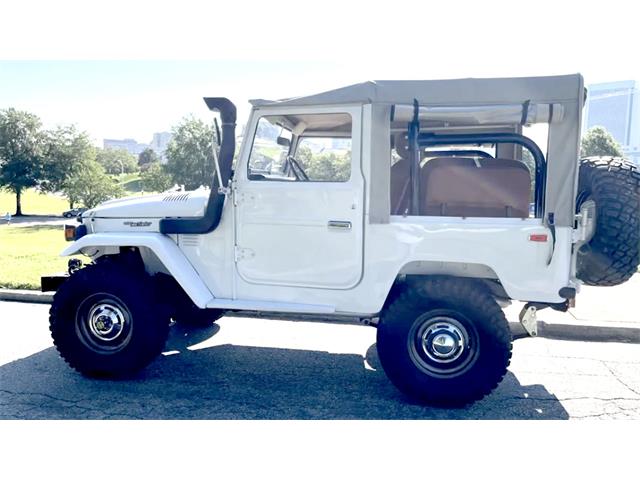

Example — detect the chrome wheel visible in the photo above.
[408,313,480,378]
[75,293,133,354]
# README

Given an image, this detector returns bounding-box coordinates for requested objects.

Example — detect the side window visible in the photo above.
[248,113,352,182]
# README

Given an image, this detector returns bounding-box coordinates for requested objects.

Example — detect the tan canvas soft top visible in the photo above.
[251,74,585,227]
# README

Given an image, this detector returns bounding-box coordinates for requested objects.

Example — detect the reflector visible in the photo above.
[529,234,548,242]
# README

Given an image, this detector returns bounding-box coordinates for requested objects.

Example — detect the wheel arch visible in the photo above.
[60,233,214,308]
[397,260,500,281]
[382,261,510,312]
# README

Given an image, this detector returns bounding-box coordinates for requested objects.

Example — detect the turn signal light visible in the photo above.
[64,224,76,241]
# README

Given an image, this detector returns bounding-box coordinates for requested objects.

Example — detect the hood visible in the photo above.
[86,189,210,219]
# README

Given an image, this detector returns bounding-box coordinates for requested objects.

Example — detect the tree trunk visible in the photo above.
[15,188,22,216]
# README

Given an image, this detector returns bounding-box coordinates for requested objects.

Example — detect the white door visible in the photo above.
[234,106,364,289]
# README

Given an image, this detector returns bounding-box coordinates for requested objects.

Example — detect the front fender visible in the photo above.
[61,233,214,308]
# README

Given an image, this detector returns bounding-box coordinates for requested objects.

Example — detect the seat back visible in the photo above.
[420,157,531,218]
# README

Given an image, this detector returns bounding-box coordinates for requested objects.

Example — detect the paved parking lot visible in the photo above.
[1,276,639,420]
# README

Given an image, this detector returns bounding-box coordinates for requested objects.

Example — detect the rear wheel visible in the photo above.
[377,277,512,407]
[49,263,170,377]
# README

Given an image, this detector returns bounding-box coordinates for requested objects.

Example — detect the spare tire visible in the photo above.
[575,157,640,286]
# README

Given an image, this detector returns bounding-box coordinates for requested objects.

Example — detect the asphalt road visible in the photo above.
[1,289,640,420]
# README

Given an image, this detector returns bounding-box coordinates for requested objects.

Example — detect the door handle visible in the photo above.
[328,220,352,230]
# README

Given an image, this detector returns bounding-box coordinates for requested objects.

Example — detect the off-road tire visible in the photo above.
[173,307,225,327]
[576,157,640,286]
[49,263,170,377]
[377,276,512,407]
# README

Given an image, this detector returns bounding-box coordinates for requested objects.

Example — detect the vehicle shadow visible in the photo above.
[0,324,569,420]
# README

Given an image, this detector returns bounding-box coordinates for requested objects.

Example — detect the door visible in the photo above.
[234,106,364,289]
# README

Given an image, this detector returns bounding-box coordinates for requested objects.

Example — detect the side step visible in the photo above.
[206,298,336,314]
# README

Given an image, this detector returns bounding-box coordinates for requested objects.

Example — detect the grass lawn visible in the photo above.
[115,173,144,193]
[0,225,73,290]
[0,189,69,216]
[122,177,143,193]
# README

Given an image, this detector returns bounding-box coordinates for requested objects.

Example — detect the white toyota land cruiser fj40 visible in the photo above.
[43,74,640,406]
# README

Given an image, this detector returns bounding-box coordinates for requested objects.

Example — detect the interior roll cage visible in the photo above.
[406,108,547,218]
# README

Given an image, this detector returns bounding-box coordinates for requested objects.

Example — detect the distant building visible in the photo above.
[150,132,172,163]
[103,133,173,163]
[584,80,640,165]
[103,138,149,157]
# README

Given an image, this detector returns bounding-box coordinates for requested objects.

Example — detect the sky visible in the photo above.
[0,1,637,145]
[0,60,356,143]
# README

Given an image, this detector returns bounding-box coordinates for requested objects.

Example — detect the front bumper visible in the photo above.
[41,274,69,292]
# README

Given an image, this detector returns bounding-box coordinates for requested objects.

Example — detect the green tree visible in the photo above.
[63,160,124,208]
[141,163,173,192]
[165,116,214,190]
[581,126,624,157]
[96,148,138,175]
[41,125,96,206]
[0,108,45,215]
[138,148,159,170]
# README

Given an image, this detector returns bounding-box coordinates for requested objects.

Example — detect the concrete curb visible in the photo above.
[510,321,640,344]
[0,289,53,304]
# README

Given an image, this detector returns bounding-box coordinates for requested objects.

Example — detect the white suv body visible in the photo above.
[64,76,585,315]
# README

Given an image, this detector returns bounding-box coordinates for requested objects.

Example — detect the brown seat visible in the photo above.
[419,157,531,218]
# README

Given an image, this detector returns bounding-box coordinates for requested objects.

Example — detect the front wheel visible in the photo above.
[377,277,512,407]
[49,263,170,377]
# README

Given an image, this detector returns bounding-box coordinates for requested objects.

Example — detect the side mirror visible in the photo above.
[277,136,291,148]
